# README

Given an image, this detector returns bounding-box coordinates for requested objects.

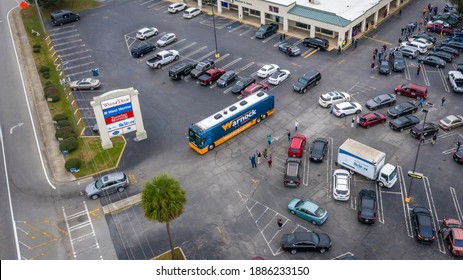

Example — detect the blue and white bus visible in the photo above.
[188,91,275,154]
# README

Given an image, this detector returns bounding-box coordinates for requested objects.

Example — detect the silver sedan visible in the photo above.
[69,78,101,90]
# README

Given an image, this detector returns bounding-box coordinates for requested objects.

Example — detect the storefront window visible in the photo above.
[269,6,279,13]
[295,22,309,30]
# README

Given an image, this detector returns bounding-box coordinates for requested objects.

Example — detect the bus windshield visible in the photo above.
[189,129,201,146]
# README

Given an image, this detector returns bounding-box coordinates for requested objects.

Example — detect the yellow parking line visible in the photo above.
[43,220,68,235]
[89,208,102,218]
[363,36,392,45]
[304,49,318,59]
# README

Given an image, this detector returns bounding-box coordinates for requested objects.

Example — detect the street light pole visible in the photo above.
[33,0,46,34]
[405,107,429,204]
[210,1,220,59]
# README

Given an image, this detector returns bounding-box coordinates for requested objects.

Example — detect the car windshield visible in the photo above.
[195,63,206,71]
[388,167,397,181]
[362,199,375,213]
[95,178,103,190]
[236,80,244,87]
[373,96,382,104]
[160,35,168,40]
[295,200,304,208]
[395,104,405,111]
[455,238,463,247]
[314,207,325,217]
[311,233,320,245]
[320,94,332,101]
[394,118,407,125]
[298,78,309,85]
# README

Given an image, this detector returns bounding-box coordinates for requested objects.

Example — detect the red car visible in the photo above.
[288,134,306,158]
[357,113,386,128]
[241,82,268,97]
[394,83,428,100]
[198,68,225,85]
[442,218,463,257]
[426,20,454,35]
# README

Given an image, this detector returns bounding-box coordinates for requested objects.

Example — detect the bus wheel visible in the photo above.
[208,144,215,151]
[256,117,262,123]
[261,114,267,120]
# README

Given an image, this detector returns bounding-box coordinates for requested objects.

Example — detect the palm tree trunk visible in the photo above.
[166,222,175,260]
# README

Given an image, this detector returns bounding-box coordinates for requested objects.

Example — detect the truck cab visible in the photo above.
[377,163,397,188]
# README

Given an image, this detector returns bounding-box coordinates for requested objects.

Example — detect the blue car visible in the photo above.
[288,198,329,225]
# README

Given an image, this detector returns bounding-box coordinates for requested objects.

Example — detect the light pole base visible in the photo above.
[404,197,412,204]
[215,52,220,59]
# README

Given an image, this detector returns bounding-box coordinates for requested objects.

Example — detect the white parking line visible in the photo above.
[147,1,167,9]
[237,61,255,72]
[55,44,86,52]
[239,28,253,37]
[182,46,207,60]
[421,64,431,86]
[165,38,186,48]
[177,42,197,52]
[63,61,95,71]
[194,50,216,62]
[303,151,309,187]
[53,39,82,47]
[301,49,312,57]
[376,184,385,224]
[450,187,463,222]
[218,20,237,29]
[59,50,89,58]
[66,69,94,78]
[49,29,78,36]
[229,24,247,33]
[423,177,446,254]
[214,53,230,63]
[221,57,242,69]
[262,33,278,43]
[48,25,76,32]
[397,166,414,238]
[404,58,411,80]
[439,69,450,92]
[139,0,155,5]
[51,34,80,41]
[61,55,92,64]
[327,137,334,198]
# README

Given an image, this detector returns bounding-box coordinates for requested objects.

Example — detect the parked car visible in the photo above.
[241,82,268,97]
[303,37,329,50]
[309,138,328,162]
[412,206,436,244]
[292,69,321,93]
[412,37,434,49]
[231,76,255,95]
[268,70,290,85]
[288,134,306,158]
[418,55,446,68]
[216,70,237,87]
[146,50,179,69]
[366,93,396,110]
[169,62,196,80]
[190,58,215,78]
[426,20,454,35]
[358,189,377,224]
[378,59,390,74]
[428,51,453,62]
[410,123,439,139]
[318,91,350,107]
[454,150,463,163]
[448,70,463,92]
[50,10,80,26]
[284,158,301,187]
[411,33,437,43]
[398,45,420,59]
[183,7,201,19]
[440,40,463,51]
[197,68,225,85]
[255,23,278,39]
[436,13,460,26]
[389,115,420,132]
[278,43,301,56]
[156,33,177,47]
[390,51,405,72]
[442,219,463,256]
[84,172,129,200]
[387,101,418,119]
[401,41,427,53]
[434,45,459,57]
[281,231,331,254]
[168,2,187,13]
[394,83,428,100]
[332,169,351,201]
[332,102,362,117]
[357,112,387,128]
[288,198,329,225]
[446,36,463,43]
[69,78,101,90]
[131,43,156,57]
[136,27,158,40]
[256,64,279,78]
[439,115,463,130]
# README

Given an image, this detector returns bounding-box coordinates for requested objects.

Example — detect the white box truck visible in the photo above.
[337,138,397,188]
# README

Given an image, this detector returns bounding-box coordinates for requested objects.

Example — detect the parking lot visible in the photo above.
[46,0,463,259]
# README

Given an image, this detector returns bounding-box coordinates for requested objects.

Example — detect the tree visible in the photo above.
[141,173,187,260]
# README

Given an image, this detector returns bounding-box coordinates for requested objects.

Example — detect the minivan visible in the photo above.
[183,7,201,19]
[288,134,306,158]
[398,46,419,59]
[50,10,80,26]
[292,69,321,93]
[284,158,301,187]
[394,83,428,99]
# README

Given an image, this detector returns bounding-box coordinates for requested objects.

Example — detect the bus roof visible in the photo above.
[194,91,271,132]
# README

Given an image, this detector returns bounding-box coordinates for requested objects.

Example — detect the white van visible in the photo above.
[401,41,427,53]
[183,7,201,19]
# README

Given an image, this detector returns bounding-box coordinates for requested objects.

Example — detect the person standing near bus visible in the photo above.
[256,150,262,164]
[267,135,272,145]
[263,148,268,159]
[268,154,273,168]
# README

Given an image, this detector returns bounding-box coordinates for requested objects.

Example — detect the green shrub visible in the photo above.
[42,72,50,79]
[57,126,74,133]
[44,84,60,102]
[53,114,68,122]
[39,65,50,73]
[65,158,81,171]
[59,137,78,152]
[57,120,72,127]
[55,130,76,141]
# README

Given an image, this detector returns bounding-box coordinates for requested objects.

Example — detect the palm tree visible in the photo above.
[141,173,187,260]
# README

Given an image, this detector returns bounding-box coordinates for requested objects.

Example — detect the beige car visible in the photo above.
[69,78,101,90]
[439,115,463,130]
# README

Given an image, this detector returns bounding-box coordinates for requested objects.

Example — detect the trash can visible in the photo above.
[92,68,99,76]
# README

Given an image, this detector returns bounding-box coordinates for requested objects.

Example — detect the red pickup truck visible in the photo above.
[198,68,225,85]
[426,20,454,35]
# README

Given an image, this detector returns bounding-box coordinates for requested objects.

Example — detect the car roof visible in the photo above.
[299,200,320,213]
[102,172,125,182]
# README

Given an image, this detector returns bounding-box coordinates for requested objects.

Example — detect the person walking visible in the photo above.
[441,96,446,106]
[249,154,257,168]
[371,60,375,71]
[277,218,283,230]
[287,130,291,141]
[283,33,286,40]
[354,38,358,48]
[456,141,461,152]
[418,97,424,109]
[267,134,272,145]
[279,34,283,42]
[294,120,299,131]
[267,154,272,168]
[263,148,268,159]
[431,134,437,145]
[417,64,422,75]
[351,117,356,128]
[399,9,402,16]
[423,7,427,17]
[256,150,262,164]
[337,46,341,55]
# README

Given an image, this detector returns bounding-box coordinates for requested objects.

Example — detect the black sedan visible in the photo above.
[411,33,437,43]
[216,70,237,88]
[358,189,377,224]
[309,138,328,162]
[366,93,396,110]
[131,43,156,58]
[440,41,463,51]
[387,101,418,119]
[418,55,446,68]
[281,231,331,254]
[429,51,453,62]
[231,77,255,95]
[389,115,420,132]
[434,46,459,57]
[410,123,439,139]
[378,59,390,74]
[453,150,463,163]
[412,207,435,244]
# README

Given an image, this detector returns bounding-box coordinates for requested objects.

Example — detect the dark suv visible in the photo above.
[190,58,215,78]
[255,23,278,39]
[50,10,80,26]
[303,37,329,50]
[292,69,321,93]
[169,62,196,80]
[284,158,301,187]
[410,123,439,139]
[391,51,405,72]
[131,43,156,58]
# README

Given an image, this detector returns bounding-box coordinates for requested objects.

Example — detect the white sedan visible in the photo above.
[410,38,433,49]
[332,102,362,117]
[318,91,351,108]
[268,69,290,85]
[136,27,159,40]
[257,64,279,78]
[333,169,351,201]
[157,33,177,47]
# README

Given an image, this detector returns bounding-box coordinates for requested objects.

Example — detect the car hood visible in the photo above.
[318,233,331,248]
[388,107,401,115]
[293,81,305,89]
[85,181,98,195]
[366,99,379,108]
[231,84,244,93]
[287,198,300,210]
